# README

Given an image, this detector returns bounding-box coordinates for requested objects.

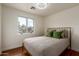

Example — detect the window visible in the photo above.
[18,17,34,34]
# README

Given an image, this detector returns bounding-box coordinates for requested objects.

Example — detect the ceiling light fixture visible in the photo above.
[34,3,48,9]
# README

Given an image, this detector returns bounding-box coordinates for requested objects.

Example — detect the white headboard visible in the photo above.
[46,27,71,48]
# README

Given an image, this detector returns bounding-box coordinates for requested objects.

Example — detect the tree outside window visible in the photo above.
[18,17,34,34]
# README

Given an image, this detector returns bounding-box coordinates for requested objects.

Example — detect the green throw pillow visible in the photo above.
[47,31,55,37]
[53,31,62,38]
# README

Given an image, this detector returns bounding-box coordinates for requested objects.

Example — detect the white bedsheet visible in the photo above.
[24,36,69,56]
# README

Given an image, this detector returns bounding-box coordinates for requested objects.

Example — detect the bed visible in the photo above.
[23,27,71,56]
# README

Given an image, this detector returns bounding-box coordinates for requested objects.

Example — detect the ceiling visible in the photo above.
[3,3,79,16]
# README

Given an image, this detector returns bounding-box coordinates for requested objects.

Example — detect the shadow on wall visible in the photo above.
[71,28,79,51]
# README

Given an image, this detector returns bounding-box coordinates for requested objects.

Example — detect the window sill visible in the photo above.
[18,32,34,35]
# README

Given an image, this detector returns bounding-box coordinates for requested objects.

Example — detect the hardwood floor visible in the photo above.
[2,47,30,56]
[60,49,79,56]
[1,47,79,56]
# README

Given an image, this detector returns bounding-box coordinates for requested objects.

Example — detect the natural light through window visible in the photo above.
[28,19,33,27]
[18,17,34,34]
[18,17,26,26]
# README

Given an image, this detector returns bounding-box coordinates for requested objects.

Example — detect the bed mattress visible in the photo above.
[24,36,69,56]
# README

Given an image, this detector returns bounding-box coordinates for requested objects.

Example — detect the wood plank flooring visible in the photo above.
[60,49,79,56]
[1,47,79,56]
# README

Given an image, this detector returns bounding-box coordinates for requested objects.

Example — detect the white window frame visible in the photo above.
[18,16,34,34]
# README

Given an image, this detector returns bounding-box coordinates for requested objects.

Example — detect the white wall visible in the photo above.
[0,4,1,54]
[2,5,44,51]
[44,5,79,52]
[2,4,79,52]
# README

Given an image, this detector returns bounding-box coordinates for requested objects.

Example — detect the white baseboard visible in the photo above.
[2,44,22,51]
[71,48,79,52]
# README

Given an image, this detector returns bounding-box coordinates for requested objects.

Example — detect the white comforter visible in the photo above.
[24,36,69,56]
